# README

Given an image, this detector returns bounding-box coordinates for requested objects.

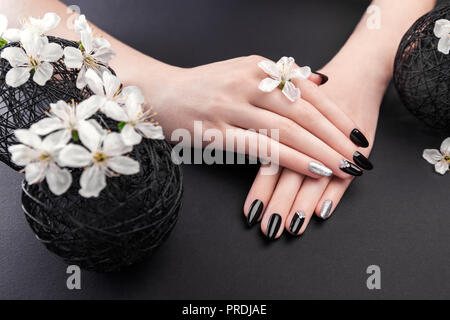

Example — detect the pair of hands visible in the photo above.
[149,53,384,239]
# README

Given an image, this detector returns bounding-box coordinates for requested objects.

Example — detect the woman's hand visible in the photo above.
[147,55,370,179]
[243,60,382,238]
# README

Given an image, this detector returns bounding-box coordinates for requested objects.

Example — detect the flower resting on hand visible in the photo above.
[258,56,311,102]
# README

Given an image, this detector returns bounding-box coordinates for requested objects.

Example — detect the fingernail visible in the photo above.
[266,214,282,240]
[339,159,363,176]
[353,151,373,170]
[320,200,333,219]
[350,129,369,148]
[308,161,333,176]
[247,199,263,227]
[313,71,329,85]
[289,211,305,235]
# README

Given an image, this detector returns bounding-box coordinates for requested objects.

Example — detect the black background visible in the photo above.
[1,0,449,299]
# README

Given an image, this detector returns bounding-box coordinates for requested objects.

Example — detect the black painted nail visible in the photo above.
[289,211,305,235]
[267,214,282,240]
[350,129,369,148]
[313,71,328,85]
[339,159,363,176]
[353,151,373,170]
[247,199,263,227]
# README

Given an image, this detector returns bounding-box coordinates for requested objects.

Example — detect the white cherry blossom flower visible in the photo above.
[423,137,450,175]
[0,31,63,87]
[84,68,144,112]
[59,121,140,198]
[103,96,164,146]
[258,56,311,102]
[0,14,21,44]
[30,96,103,141]
[8,129,72,195]
[63,15,115,89]
[434,19,450,54]
[0,12,61,45]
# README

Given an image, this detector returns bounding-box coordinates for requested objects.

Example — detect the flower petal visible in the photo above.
[79,164,106,198]
[75,95,101,120]
[30,117,64,135]
[63,47,83,69]
[437,36,450,55]
[120,86,145,105]
[58,144,92,167]
[77,120,102,152]
[102,71,120,98]
[84,68,105,96]
[103,100,128,122]
[25,162,47,184]
[46,164,72,195]
[15,129,42,148]
[440,137,450,155]
[107,156,140,175]
[92,45,115,63]
[50,100,72,122]
[5,67,31,87]
[258,78,280,92]
[8,144,39,166]
[74,14,91,36]
[289,66,311,80]
[41,42,63,62]
[0,47,29,67]
[40,12,61,33]
[80,29,93,53]
[103,132,132,157]
[136,123,164,140]
[435,159,449,175]
[41,130,71,152]
[76,66,87,89]
[0,14,7,35]
[423,149,442,164]
[434,19,450,38]
[33,61,53,86]
[121,124,142,146]
[2,28,21,42]
[20,30,44,57]
[257,60,281,79]
[282,80,300,102]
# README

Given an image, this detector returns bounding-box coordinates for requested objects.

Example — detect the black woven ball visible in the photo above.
[0,37,91,170]
[0,37,183,272]
[21,137,183,272]
[394,3,450,130]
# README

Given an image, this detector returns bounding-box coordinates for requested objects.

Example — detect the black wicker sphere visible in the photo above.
[0,37,91,170]
[0,37,183,272]
[394,3,450,130]
[22,137,183,272]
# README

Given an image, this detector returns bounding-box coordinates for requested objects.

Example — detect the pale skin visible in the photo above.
[3,0,436,239]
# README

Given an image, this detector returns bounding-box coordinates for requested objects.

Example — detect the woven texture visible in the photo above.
[22,138,183,272]
[0,37,183,272]
[394,3,450,130]
[0,37,91,170]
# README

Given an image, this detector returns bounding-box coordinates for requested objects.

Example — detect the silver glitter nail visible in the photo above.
[308,162,333,176]
[339,159,351,169]
[320,200,333,219]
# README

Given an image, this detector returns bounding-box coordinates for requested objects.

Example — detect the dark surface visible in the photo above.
[1,0,450,299]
